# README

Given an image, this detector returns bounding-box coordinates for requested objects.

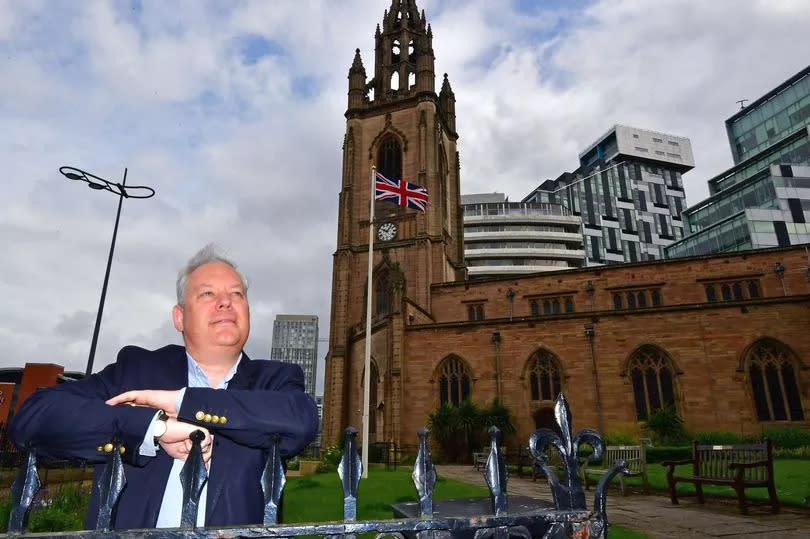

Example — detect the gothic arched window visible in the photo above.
[527,350,563,402]
[745,339,805,422]
[437,356,471,406]
[375,271,390,316]
[627,345,678,420]
[377,136,402,182]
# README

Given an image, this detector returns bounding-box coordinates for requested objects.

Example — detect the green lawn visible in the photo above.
[282,467,490,522]
[610,525,652,539]
[584,459,810,507]
[283,467,651,538]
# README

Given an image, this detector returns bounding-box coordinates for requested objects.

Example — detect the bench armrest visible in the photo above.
[728,460,769,470]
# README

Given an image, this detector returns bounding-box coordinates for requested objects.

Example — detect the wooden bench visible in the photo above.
[473,447,506,471]
[582,444,648,495]
[661,439,779,514]
[527,447,562,481]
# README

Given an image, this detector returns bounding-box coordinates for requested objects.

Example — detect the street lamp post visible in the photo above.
[59,166,155,376]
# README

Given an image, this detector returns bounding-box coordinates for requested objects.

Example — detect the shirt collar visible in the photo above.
[185,351,243,389]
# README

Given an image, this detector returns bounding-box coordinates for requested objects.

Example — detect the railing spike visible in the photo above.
[94,439,127,531]
[483,426,508,516]
[8,450,40,533]
[593,459,629,537]
[179,429,208,528]
[412,427,436,518]
[262,434,287,524]
[337,426,362,522]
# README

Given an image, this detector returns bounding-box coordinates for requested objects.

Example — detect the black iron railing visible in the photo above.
[5,394,627,538]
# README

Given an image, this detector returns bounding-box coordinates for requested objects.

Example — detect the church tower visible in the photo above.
[323,0,464,446]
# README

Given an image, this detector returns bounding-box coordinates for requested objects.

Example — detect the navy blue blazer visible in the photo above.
[9,344,318,529]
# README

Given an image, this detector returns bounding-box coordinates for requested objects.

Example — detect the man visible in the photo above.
[10,245,318,529]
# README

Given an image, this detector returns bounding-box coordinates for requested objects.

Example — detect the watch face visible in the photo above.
[377,221,397,241]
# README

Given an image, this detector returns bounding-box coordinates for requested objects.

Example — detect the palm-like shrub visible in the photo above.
[427,399,516,463]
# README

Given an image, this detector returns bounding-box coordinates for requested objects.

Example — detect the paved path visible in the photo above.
[435,465,810,538]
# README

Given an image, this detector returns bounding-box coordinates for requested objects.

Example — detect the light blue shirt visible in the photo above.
[139,352,242,528]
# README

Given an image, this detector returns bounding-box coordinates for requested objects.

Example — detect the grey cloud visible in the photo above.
[54,310,96,337]
[2,0,809,393]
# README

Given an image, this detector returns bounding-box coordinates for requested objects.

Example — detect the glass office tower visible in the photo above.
[666,65,810,258]
[270,314,318,397]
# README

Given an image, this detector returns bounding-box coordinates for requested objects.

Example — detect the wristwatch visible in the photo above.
[153,410,169,444]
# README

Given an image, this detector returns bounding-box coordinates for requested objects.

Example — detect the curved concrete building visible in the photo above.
[462,193,585,277]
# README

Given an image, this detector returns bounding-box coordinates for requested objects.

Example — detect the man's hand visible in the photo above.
[158,419,212,466]
[106,389,181,417]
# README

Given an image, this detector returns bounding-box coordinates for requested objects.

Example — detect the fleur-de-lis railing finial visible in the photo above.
[529,393,604,511]
[338,426,362,522]
[262,434,286,525]
[8,450,40,533]
[483,426,508,517]
[179,429,209,528]
[412,427,436,518]
[94,438,127,531]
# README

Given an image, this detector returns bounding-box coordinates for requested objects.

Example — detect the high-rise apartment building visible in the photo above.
[666,65,810,258]
[270,315,318,397]
[461,193,585,278]
[524,125,694,264]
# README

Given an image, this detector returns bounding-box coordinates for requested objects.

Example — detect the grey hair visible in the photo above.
[176,244,249,305]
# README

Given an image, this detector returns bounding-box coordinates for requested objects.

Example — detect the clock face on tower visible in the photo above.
[377,221,397,241]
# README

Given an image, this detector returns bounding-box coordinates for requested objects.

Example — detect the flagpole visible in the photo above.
[362,166,376,479]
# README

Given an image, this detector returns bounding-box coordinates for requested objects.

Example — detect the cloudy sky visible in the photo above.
[2,0,809,393]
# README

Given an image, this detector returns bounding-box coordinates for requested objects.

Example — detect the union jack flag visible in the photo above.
[374,171,429,212]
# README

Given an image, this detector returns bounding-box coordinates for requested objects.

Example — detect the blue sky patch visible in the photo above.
[292,76,319,99]
[238,34,284,65]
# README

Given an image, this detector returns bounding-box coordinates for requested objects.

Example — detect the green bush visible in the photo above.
[646,446,692,464]
[761,427,810,449]
[0,484,89,533]
[643,407,688,446]
[399,454,415,466]
[691,431,743,445]
[317,441,343,472]
[603,431,636,445]
[286,457,300,471]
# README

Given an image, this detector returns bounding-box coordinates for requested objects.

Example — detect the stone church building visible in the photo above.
[322,0,810,450]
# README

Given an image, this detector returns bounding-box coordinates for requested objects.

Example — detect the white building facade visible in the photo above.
[461,193,585,278]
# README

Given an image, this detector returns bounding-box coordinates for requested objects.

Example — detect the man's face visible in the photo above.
[172,262,250,358]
